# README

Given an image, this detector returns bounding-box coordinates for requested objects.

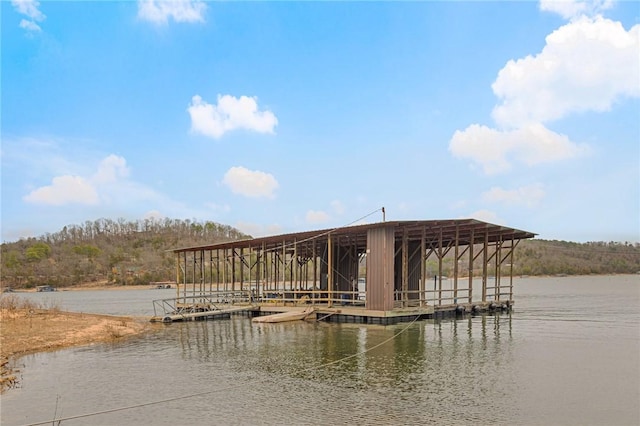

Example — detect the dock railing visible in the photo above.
[258,289,366,306]
[152,290,254,318]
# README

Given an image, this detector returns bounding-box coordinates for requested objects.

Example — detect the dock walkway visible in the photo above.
[152,305,255,323]
[152,295,511,324]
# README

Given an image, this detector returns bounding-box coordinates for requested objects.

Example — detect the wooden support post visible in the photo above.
[282,240,286,298]
[468,229,474,303]
[200,249,205,294]
[482,232,488,302]
[240,247,244,292]
[312,240,317,304]
[495,240,501,301]
[402,229,409,307]
[258,243,265,298]
[420,226,426,307]
[293,239,298,295]
[223,249,227,293]
[175,252,180,298]
[273,251,277,295]
[210,252,214,292]
[454,225,459,304]
[438,227,443,306]
[328,234,333,308]
[192,251,196,298]
[231,249,236,292]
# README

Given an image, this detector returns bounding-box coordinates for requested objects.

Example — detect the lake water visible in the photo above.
[2,275,639,426]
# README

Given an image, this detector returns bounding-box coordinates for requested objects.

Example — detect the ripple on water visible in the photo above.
[1,275,638,426]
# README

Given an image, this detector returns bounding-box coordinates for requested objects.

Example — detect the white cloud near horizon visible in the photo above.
[449,12,639,175]
[10,139,212,224]
[23,155,131,206]
[188,94,278,139]
[450,123,589,174]
[482,184,546,207]
[222,166,278,198]
[539,0,613,20]
[22,155,172,210]
[23,175,99,206]
[12,0,45,33]
[235,221,283,238]
[137,0,207,24]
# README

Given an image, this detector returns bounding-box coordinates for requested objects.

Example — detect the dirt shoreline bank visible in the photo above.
[0,297,159,392]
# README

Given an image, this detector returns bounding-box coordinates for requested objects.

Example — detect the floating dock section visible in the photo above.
[150,290,255,323]
[159,219,534,324]
[252,307,316,323]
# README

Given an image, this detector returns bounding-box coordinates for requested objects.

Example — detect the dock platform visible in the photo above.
[152,292,512,324]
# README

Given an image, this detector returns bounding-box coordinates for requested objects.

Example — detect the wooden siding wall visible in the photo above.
[366,226,395,311]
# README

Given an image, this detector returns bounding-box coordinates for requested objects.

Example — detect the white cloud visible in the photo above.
[235,221,282,237]
[23,175,99,206]
[222,166,278,198]
[137,0,207,24]
[12,0,45,33]
[12,0,45,20]
[92,155,130,184]
[449,13,638,175]
[19,19,41,32]
[467,210,504,225]
[306,210,330,224]
[482,184,546,207]
[450,123,589,174]
[492,16,640,128]
[23,155,131,206]
[11,147,213,232]
[539,0,613,20]
[188,94,278,139]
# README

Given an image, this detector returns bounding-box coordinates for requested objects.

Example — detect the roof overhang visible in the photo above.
[171,219,536,254]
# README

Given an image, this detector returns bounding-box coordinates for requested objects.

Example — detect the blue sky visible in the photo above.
[2,0,639,243]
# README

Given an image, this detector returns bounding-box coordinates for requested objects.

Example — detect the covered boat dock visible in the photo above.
[154,219,535,323]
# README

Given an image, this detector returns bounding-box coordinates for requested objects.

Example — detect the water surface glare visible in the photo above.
[2,275,638,425]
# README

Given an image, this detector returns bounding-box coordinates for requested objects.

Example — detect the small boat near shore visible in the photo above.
[149,282,173,289]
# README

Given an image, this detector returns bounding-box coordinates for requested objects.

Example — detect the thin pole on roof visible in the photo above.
[382,206,385,222]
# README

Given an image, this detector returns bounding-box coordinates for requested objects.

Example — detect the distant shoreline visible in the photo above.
[4,272,638,294]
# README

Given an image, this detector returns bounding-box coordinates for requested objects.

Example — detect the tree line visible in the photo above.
[1,218,639,289]
[425,239,640,277]
[1,217,249,288]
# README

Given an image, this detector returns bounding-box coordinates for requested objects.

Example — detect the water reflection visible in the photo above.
[157,312,520,425]
[3,275,638,426]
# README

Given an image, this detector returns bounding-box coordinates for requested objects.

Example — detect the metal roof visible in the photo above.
[171,219,536,254]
